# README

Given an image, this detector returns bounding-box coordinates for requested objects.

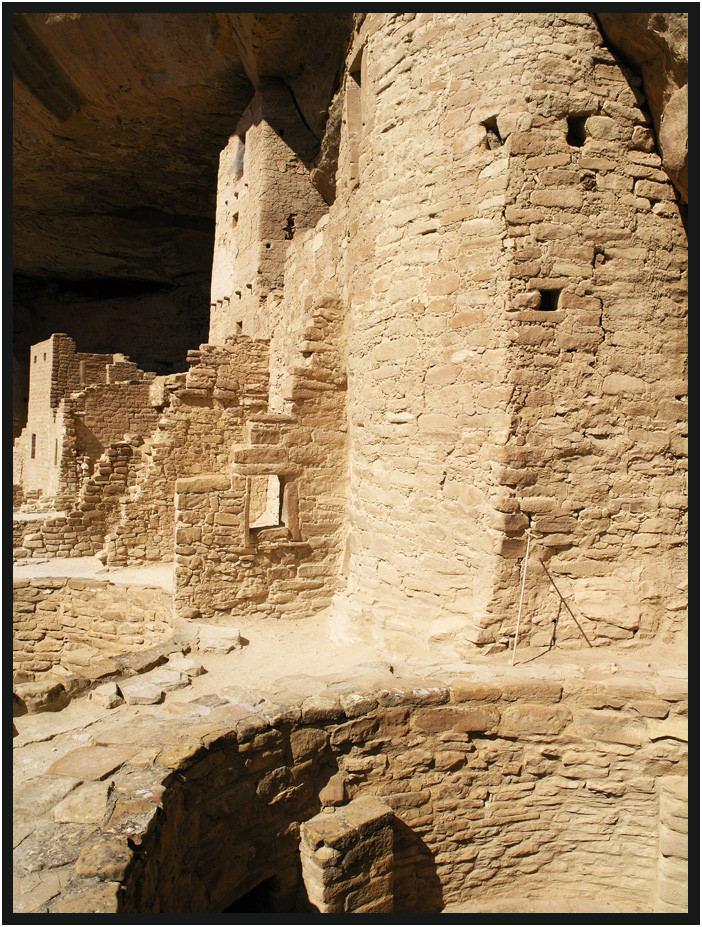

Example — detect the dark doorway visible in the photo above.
[223,877,279,914]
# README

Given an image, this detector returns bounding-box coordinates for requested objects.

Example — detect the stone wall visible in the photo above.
[20,667,686,914]
[13,577,173,679]
[174,298,348,621]
[14,442,137,560]
[655,776,688,912]
[300,795,394,913]
[15,333,158,504]
[105,337,269,565]
[67,380,159,470]
[209,80,328,344]
[312,12,688,656]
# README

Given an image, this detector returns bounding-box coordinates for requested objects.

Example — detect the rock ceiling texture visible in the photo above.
[12,11,687,435]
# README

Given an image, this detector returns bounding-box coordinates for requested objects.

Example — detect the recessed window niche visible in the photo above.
[482,116,503,149]
[538,289,561,312]
[566,116,588,148]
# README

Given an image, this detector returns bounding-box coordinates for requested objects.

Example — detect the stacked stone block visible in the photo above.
[209,80,328,344]
[300,796,394,912]
[105,337,269,566]
[315,12,688,656]
[173,300,348,621]
[15,334,155,503]
[15,443,136,559]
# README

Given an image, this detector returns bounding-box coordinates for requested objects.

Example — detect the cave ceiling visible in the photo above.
[13,11,354,285]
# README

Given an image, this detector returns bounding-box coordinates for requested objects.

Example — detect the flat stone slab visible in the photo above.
[13,868,71,914]
[119,679,165,705]
[142,668,190,692]
[52,780,112,824]
[46,745,136,780]
[196,625,242,654]
[14,775,80,816]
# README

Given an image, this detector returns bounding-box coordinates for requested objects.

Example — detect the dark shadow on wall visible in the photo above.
[392,817,444,914]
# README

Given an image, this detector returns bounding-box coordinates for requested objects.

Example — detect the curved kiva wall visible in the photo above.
[326,13,686,655]
[18,668,687,914]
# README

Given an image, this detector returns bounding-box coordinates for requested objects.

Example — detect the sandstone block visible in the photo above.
[567,709,648,746]
[14,775,81,816]
[14,679,69,714]
[450,681,502,702]
[119,680,165,705]
[413,706,500,733]
[47,745,137,780]
[50,883,120,914]
[290,727,329,763]
[75,836,133,881]
[90,683,124,710]
[175,475,230,493]
[196,625,242,654]
[646,717,688,742]
[52,780,112,824]
[499,704,572,736]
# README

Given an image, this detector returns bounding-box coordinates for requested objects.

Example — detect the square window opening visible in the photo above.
[539,289,562,312]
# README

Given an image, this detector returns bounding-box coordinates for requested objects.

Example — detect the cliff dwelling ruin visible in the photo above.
[12,11,689,916]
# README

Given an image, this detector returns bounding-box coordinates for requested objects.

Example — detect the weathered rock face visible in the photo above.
[596,13,688,203]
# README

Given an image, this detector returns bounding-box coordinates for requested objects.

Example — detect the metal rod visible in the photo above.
[538,558,593,647]
[511,531,531,665]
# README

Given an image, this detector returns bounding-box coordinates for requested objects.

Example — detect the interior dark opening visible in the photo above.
[566,116,588,148]
[538,289,561,312]
[482,116,503,149]
[222,877,278,913]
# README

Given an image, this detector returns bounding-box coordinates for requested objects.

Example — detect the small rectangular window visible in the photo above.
[539,289,561,312]
[567,116,588,148]
[249,474,283,529]
[31,434,36,459]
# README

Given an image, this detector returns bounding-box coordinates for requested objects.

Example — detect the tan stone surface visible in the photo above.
[52,780,112,824]
[46,745,136,780]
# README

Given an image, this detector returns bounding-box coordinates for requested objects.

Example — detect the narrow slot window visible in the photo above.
[482,116,503,149]
[232,135,245,182]
[567,116,588,148]
[30,434,36,459]
[249,474,283,529]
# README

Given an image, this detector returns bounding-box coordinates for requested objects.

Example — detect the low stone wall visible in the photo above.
[14,666,687,914]
[13,578,173,679]
[13,443,135,560]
